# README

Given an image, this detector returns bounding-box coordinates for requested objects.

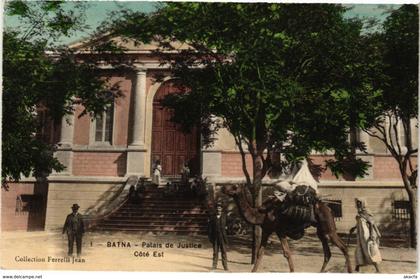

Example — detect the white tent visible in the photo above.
[292,160,318,191]
[275,159,318,193]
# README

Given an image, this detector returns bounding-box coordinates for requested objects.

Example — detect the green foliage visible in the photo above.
[326,157,371,180]
[108,3,381,182]
[379,4,418,248]
[382,5,418,119]
[363,5,418,173]
[6,0,88,43]
[2,1,120,183]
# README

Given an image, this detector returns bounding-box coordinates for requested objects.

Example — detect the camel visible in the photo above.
[222,184,352,273]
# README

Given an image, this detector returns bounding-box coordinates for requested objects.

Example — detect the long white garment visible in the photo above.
[152,165,162,185]
[355,214,382,266]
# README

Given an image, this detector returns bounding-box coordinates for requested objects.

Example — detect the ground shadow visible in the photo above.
[27,179,49,231]
[115,153,127,177]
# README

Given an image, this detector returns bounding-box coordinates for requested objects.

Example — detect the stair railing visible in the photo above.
[84,175,140,230]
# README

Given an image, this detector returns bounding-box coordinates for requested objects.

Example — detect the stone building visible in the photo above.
[1,37,417,239]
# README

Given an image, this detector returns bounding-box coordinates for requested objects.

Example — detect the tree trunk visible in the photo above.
[251,150,264,264]
[400,160,417,248]
[251,185,262,264]
[406,183,417,248]
[409,194,417,248]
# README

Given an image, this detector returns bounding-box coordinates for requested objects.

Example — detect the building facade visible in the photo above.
[1,37,417,239]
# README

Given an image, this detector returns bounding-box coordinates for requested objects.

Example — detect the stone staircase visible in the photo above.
[94,182,209,235]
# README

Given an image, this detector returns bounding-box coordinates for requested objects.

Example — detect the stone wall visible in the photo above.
[44,179,125,230]
[1,181,48,231]
[72,152,127,177]
[316,183,409,236]
[221,152,253,177]
[373,156,412,181]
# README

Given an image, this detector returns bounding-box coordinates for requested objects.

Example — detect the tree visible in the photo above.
[363,5,418,248]
[106,3,379,261]
[2,1,120,185]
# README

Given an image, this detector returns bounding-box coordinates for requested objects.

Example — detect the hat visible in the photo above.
[71,204,80,210]
[216,199,225,208]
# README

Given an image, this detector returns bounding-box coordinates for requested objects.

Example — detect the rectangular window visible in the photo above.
[325,200,343,221]
[104,108,113,142]
[95,105,114,144]
[392,200,410,220]
[95,114,104,142]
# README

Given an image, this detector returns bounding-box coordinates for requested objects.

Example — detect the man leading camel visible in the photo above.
[349,198,382,273]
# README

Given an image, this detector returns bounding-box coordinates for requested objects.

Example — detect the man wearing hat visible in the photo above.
[208,199,229,271]
[63,204,85,257]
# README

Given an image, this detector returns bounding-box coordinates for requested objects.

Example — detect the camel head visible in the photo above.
[221,184,242,197]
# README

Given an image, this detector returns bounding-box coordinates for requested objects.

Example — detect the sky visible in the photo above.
[4,1,401,45]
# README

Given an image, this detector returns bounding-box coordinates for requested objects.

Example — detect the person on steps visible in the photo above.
[152,159,162,186]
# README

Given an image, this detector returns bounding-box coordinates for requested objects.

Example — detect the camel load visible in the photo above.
[273,160,319,229]
[279,186,317,224]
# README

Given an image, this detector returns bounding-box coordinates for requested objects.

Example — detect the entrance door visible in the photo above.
[151,81,200,176]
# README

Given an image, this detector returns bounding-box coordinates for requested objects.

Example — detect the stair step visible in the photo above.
[93,187,208,235]
[95,227,207,234]
[129,197,202,200]
[108,216,207,221]
[116,210,207,214]
[98,223,207,229]
[109,216,207,220]
[101,220,208,225]
[122,205,204,209]
[118,210,206,214]
[106,215,208,220]
[124,202,203,207]
[99,226,207,231]
[112,210,207,214]
[99,225,207,231]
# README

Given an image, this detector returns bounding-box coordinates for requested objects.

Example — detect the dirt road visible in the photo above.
[0,230,416,274]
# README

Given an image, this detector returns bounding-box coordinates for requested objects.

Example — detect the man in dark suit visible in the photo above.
[63,204,85,257]
[208,200,229,271]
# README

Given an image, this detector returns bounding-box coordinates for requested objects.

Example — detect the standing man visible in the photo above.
[208,200,229,271]
[349,198,382,273]
[63,204,85,257]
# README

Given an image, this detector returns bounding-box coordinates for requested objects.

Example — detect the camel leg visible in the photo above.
[316,202,352,273]
[329,231,352,273]
[251,231,270,272]
[317,228,331,273]
[277,234,294,272]
[373,263,381,273]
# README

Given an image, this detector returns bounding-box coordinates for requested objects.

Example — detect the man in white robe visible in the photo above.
[349,198,382,273]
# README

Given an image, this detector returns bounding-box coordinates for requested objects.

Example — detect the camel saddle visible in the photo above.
[288,185,317,206]
[278,185,318,227]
